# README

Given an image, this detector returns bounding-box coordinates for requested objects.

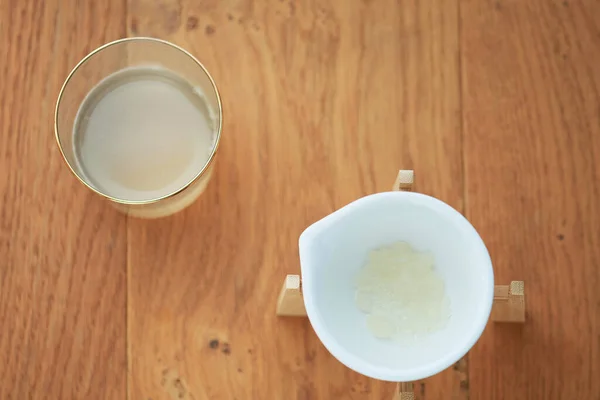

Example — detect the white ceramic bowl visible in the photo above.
[299,191,494,382]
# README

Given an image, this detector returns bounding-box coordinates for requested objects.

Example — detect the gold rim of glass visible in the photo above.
[54,37,223,205]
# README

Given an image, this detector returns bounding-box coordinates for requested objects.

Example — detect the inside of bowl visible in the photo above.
[300,192,494,380]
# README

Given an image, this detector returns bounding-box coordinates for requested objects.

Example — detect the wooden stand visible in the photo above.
[491,280,526,323]
[277,170,526,399]
[393,382,414,400]
[276,274,306,316]
[392,169,415,191]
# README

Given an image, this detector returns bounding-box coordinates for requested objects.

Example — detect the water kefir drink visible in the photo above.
[73,66,216,202]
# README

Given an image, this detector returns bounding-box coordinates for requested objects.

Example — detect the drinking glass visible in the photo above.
[54,37,222,218]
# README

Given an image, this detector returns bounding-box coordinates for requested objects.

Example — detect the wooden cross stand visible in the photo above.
[276,170,526,399]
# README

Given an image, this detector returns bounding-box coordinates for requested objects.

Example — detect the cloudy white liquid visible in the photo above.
[73,66,216,201]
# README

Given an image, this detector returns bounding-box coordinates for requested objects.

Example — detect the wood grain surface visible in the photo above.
[462,1,600,399]
[0,0,128,399]
[0,0,598,399]
[127,0,463,399]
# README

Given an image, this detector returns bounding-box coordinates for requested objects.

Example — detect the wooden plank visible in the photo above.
[126,0,462,399]
[0,0,127,399]
[461,1,600,399]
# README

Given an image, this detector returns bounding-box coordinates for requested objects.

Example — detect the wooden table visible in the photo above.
[1,1,599,399]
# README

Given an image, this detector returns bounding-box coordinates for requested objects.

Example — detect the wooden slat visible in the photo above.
[394,382,415,400]
[126,0,462,398]
[0,0,127,398]
[492,282,526,323]
[461,1,600,398]
[276,275,306,317]
[392,170,415,192]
